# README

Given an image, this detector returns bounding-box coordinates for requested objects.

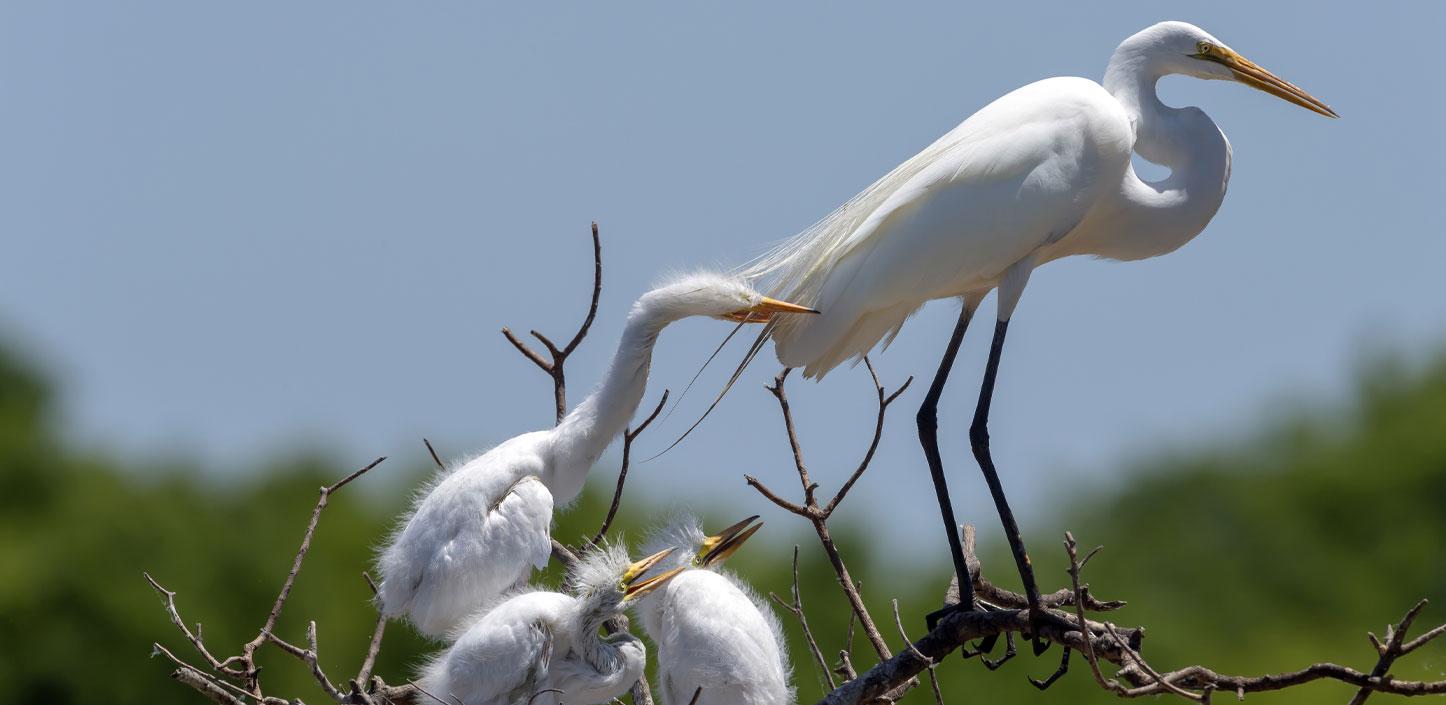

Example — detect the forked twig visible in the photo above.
[502,222,604,424]
[747,361,911,664]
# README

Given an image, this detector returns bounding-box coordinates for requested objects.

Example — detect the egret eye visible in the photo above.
[1195,41,1213,56]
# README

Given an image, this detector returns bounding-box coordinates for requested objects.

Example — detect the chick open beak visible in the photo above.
[698,515,764,568]
[621,548,685,599]
[723,297,820,323]
[1199,44,1337,118]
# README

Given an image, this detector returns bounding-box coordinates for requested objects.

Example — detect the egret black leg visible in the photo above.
[916,304,977,619]
[969,318,1046,653]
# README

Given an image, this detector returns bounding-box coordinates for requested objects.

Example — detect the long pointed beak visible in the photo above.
[1210,48,1337,118]
[621,547,675,585]
[624,565,686,599]
[723,296,820,323]
[698,515,764,568]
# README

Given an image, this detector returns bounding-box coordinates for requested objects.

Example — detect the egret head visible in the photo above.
[643,513,763,571]
[639,271,818,324]
[568,541,685,609]
[1124,21,1336,117]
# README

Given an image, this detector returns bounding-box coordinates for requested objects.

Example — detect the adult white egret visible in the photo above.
[741,21,1336,634]
[634,515,792,705]
[377,272,815,637]
[418,543,686,705]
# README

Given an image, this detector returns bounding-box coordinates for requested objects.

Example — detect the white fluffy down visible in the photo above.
[637,515,793,705]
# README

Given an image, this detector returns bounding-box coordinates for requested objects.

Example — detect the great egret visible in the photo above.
[741,21,1335,631]
[418,543,686,705]
[634,515,792,705]
[377,272,815,637]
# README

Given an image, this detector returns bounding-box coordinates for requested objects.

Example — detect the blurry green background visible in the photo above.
[4,332,1443,704]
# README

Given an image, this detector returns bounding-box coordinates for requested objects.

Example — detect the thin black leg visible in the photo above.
[969,318,1046,653]
[916,304,976,619]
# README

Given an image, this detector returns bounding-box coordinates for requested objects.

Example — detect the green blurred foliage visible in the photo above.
[1,339,1442,704]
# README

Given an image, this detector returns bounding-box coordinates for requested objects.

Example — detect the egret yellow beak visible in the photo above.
[621,548,685,599]
[723,297,820,323]
[697,515,764,568]
[1197,43,1337,118]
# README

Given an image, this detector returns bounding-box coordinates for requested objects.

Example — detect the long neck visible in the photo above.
[543,298,674,503]
[1095,44,1231,261]
[571,598,644,697]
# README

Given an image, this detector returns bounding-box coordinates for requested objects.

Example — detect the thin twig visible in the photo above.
[770,546,836,691]
[750,364,911,663]
[590,389,669,546]
[423,438,445,470]
[1348,599,1432,705]
[234,457,386,694]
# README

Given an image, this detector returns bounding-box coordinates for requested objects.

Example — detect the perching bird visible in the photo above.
[418,543,685,705]
[377,272,816,637]
[634,515,792,705]
[741,21,1335,628]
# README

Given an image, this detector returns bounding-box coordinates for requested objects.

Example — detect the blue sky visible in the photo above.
[3,3,1443,563]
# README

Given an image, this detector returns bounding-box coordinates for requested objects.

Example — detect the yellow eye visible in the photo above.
[1196,41,1213,56]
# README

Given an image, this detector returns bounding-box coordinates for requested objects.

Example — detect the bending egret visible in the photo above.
[418,543,687,705]
[378,272,815,637]
[742,21,1335,630]
[634,515,791,705]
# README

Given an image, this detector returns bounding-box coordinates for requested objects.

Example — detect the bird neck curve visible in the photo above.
[544,297,675,504]
[1096,40,1232,261]
[571,596,645,695]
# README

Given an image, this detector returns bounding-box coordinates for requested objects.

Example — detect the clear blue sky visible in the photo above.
[4,3,1443,563]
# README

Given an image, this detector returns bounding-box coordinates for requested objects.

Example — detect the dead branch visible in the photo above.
[812,531,1446,705]
[746,362,911,666]
[146,457,398,705]
[770,545,837,692]
[502,221,604,423]
[590,389,670,546]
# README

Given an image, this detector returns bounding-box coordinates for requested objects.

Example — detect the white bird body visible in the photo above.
[746,22,1326,378]
[378,273,816,637]
[419,544,684,705]
[641,570,792,705]
[636,516,792,705]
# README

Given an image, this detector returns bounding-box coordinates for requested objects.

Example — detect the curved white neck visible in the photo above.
[570,599,644,697]
[543,295,676,503]
[1093,44,1232,261]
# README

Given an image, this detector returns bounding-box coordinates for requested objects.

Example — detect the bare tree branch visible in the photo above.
[590,389,670,546]
[502,222,604,423]
[747,361,911,666]
[769,545,836,691]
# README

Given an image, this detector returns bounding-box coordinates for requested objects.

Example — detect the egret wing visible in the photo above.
[377,434,557,637]
[768,78,1133,375]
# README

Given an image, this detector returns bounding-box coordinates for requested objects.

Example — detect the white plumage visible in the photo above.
[377,272,815,637]
[744,21,1335,378]
[635,515,792,705]
[737,20,1335,637]
[419,542,685,705]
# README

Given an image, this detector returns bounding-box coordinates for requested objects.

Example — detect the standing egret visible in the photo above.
[418,543,686,705]
[634,515,791,705]
[378,272,815,637]
[741,21,1336,631]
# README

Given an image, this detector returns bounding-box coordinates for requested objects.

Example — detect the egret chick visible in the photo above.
[635,515,792,705]
[378,272,815,637]
[419,543,686,705]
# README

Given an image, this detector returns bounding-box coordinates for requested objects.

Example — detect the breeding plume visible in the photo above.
[635,515,792,705]
[378,272,815,637]
[742,21,1335,629]
[418,543,685,705]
